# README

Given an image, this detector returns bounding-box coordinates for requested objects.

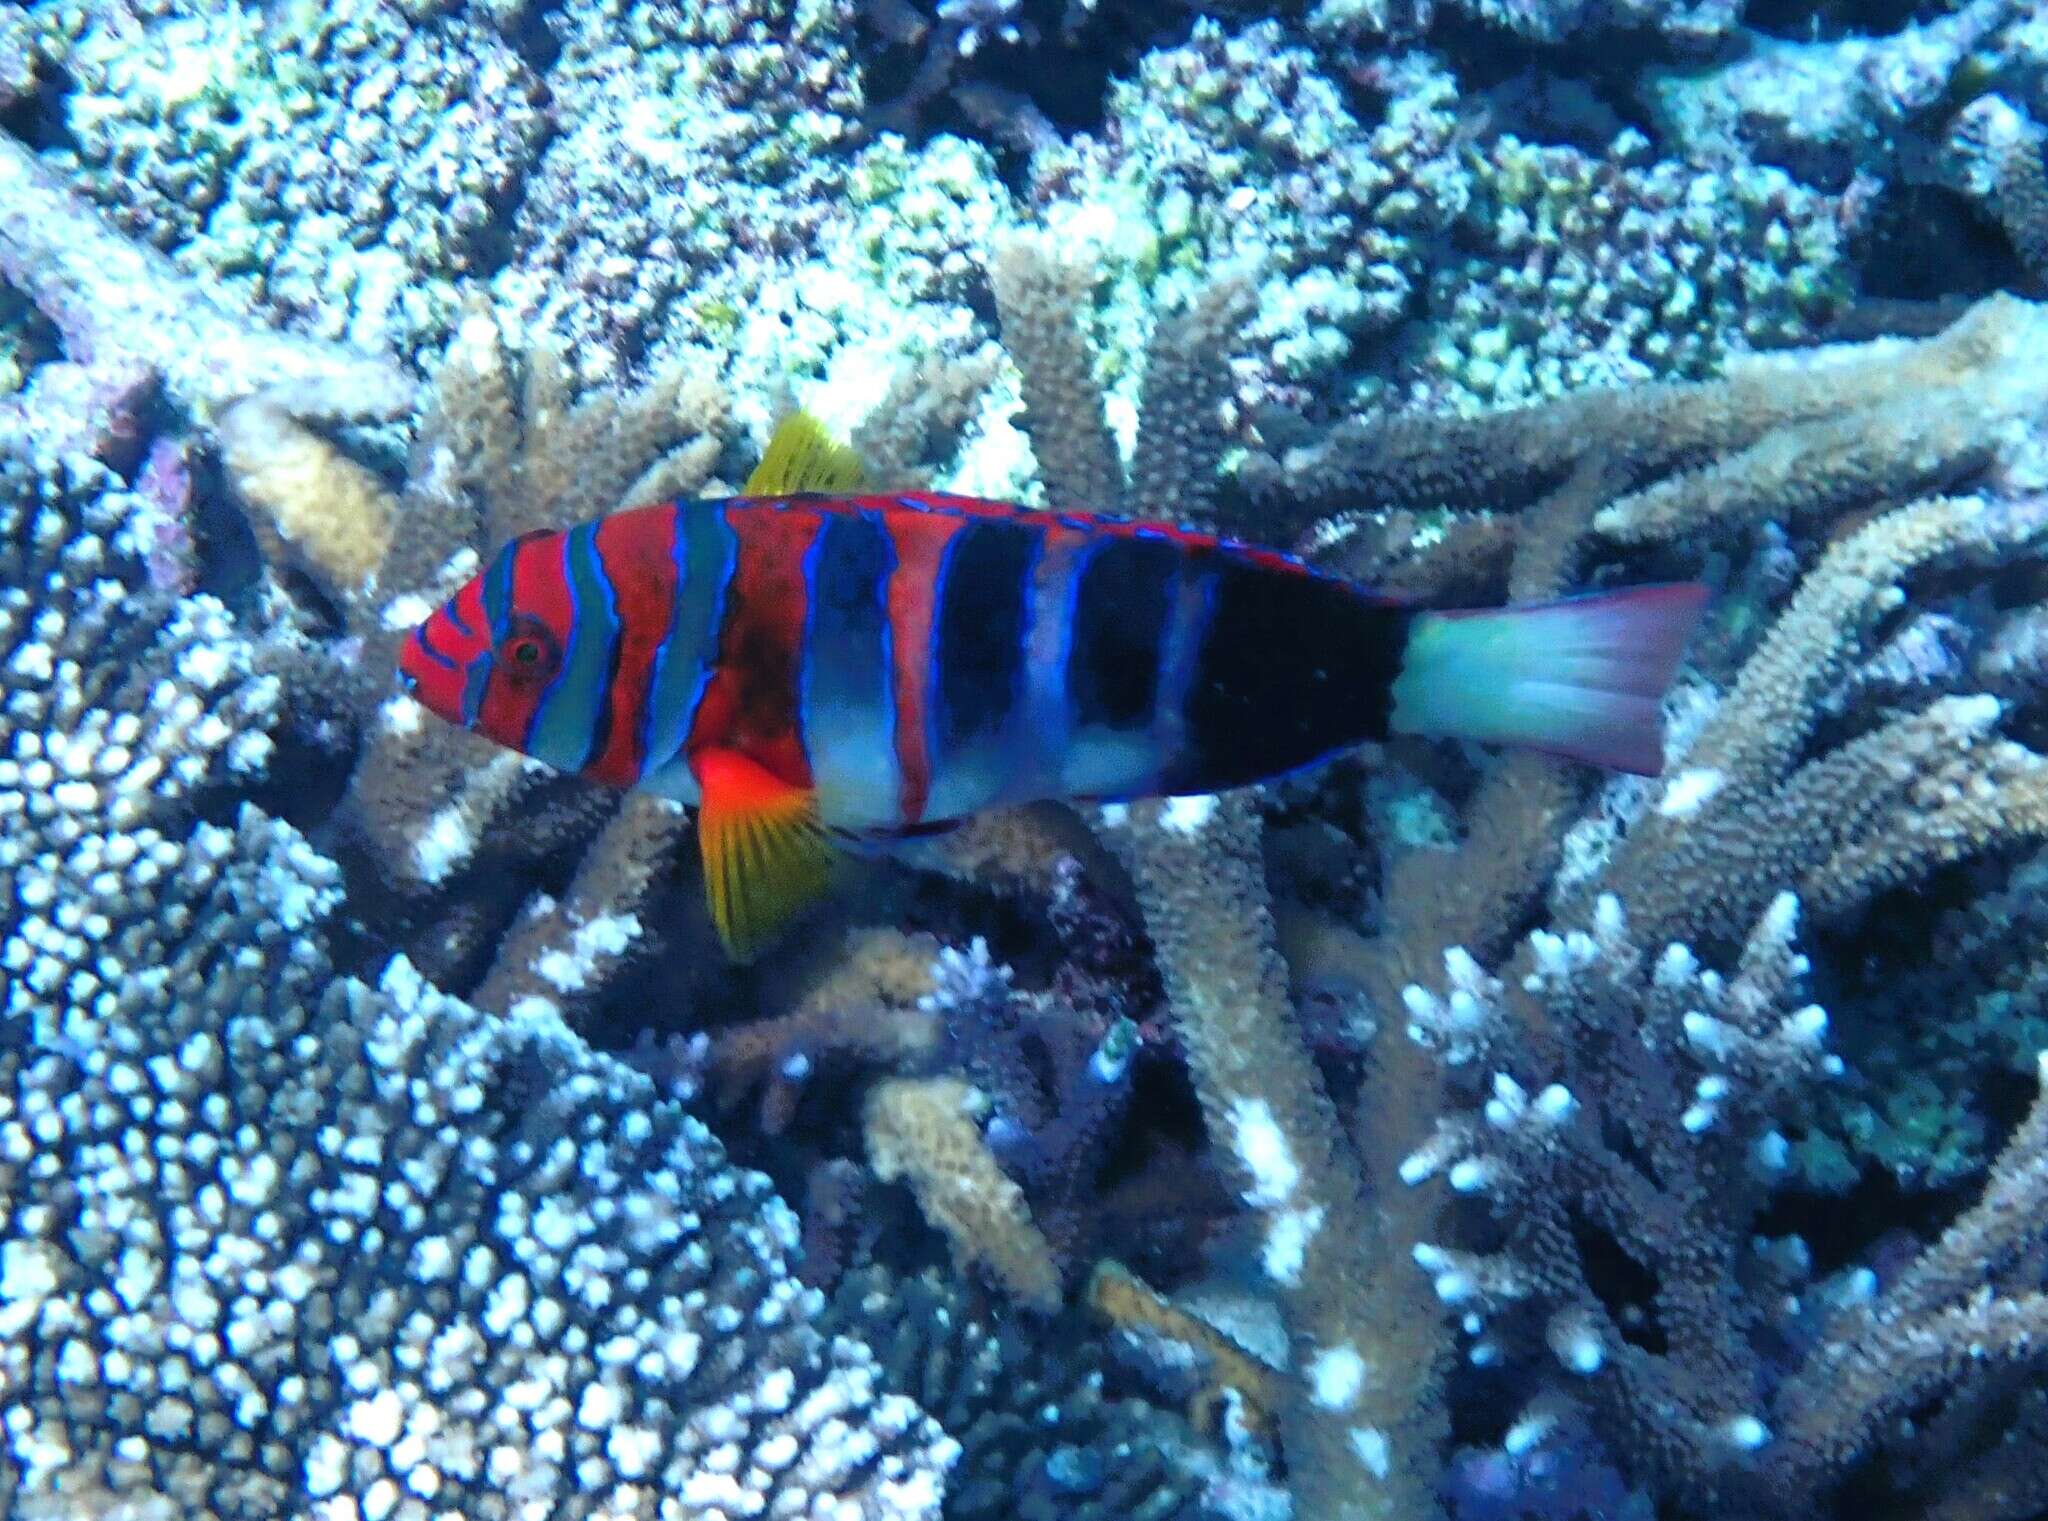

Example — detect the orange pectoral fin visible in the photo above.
[694,748,837,961]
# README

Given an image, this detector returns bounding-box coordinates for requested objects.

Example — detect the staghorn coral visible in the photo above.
[977,238,2048,1519]
[984,226,1447,1519]
[1368,433,2048,1517]
[864,1075,1064,1312]
[1245,292,2048,540]
[1100,793,1449,1521]
[1401,891,1827,1509]
[702,915,1156,1308]
[1584,495,2048,945]
[1404,892,2048,1519]
[1766,1055,2048,1501]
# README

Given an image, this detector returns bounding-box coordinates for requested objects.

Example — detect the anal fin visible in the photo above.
[695,748,837,960]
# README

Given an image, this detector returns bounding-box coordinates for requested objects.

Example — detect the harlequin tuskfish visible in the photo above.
[398,415,1706,957]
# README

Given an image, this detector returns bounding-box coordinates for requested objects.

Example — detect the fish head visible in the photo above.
[396,529,576,763]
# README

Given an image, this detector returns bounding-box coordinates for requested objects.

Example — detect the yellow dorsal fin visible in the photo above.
[694,748,837,960]
[744,410,868,495]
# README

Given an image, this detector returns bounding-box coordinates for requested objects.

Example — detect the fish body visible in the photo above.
[398,420,1706,957]
[403,491,1413,831]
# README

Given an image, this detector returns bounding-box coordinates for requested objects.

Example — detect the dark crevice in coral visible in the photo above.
[0,63,76,155]
[208,732,354,848]
[1755,1171,1961,1285]
[493,0,567,74]
[1415,12,1702,137]
[1568,1210,1669,1355]
[1855,182,2028,301]
[857,0,1212,152]
[1744,0,1947,44]
[465,105,559,285]
[187,452,272,612]
[1471,70,1635,154]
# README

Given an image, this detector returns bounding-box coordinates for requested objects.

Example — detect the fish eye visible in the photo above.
[496,618,560,681]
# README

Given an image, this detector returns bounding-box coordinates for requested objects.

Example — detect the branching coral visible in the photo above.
[1767,1055,2048,1498]
[865,1075,1065,1312]
[1401,891,1827,1508]
[982,217,2048,1521]
[703,925,1147,1308]
[1245,293,2048,543]
[982,225,1448,1520]
[1346,345,2048,1518]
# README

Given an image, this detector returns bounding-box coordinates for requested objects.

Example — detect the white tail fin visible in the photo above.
[1389,584,1708,775]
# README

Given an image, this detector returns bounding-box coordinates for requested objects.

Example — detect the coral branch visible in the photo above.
[1103,793,1447,1521]
[988,232,1125,514]
[864,1075,1064,1312]
[0,133,412,424]
[1767,1055,2048,1493]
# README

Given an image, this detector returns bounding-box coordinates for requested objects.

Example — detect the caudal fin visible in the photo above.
[1388,583,1708,775]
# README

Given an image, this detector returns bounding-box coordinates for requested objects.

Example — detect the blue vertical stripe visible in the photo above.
[800,511,901,828]
[481,536,518,641]
[642,500,737,773]
[526,522,620,774]
[1151,560,1219,770]
[1014,530,1087,799]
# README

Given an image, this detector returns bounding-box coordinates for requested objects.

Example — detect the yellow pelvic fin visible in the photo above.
[744,409,868,495]
[694,748,837,961]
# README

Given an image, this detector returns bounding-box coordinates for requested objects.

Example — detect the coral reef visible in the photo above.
[1407,131,1855,408]
[38,0,549,365]
[2,813,956,1520]
[977,205,2048,1520]
[10,4,2048,1519]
